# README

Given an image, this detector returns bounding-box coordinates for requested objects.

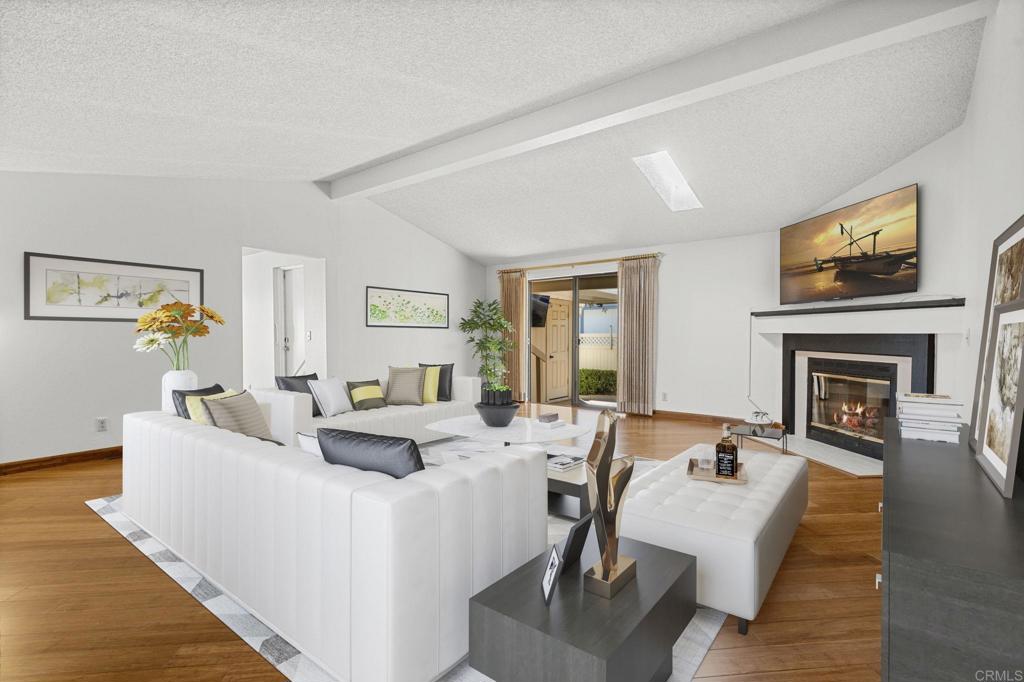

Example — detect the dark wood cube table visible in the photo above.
[469,536,696,682]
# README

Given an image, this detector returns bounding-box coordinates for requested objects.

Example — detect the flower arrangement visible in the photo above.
[133,302,225,370]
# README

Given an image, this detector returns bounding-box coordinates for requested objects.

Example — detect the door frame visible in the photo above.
[526,272,615,408]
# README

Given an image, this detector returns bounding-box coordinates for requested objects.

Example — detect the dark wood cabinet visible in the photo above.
[881,424,1024,680]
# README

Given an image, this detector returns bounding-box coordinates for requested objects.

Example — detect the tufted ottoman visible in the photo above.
[621,444,807,633]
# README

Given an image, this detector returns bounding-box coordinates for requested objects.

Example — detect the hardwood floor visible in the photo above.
[0,413,881,681]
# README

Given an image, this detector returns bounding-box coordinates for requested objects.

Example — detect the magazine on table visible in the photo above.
[547,454,584,471]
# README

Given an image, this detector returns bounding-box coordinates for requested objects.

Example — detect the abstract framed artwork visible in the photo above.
[365,286,449,329]
[976,298,1024,498]
[969,214,1024,449]
[24,252,204,322]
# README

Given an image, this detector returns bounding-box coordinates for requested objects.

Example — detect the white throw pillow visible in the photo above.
[307,377,353,417]
[296,431,323,457]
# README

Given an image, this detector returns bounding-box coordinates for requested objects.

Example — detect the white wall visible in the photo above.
[0,177,484,463]
[241,249,327,389]
[486,0,1024,420]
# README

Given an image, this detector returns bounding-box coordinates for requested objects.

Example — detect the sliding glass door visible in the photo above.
[527,273,618,408]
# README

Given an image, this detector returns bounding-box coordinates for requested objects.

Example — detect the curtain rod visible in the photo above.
[496,252,662,275]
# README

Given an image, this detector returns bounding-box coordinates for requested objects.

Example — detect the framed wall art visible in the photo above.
[365,286,449,329]
[969,214,1024,449]
[976,298,1024,498]
[24,252,204,322]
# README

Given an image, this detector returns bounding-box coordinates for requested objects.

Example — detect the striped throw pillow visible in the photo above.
[202,391,274,441]
[385,367,426,406]
[186,389,238,424]
[346,380,387,411]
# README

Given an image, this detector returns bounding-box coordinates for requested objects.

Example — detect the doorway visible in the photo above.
[241,248,326,390]
[527,273,619,407]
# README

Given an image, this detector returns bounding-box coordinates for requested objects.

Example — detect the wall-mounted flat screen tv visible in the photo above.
[530,294,551,327]
[780,184,918,305]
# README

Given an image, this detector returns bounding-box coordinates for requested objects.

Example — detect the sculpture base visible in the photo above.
[583,556,636,599]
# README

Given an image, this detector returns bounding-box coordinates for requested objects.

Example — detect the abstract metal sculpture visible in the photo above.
[583,409,636,598]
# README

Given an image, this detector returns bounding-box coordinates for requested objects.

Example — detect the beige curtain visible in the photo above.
[498,269,526,401]
[617,255,660,415]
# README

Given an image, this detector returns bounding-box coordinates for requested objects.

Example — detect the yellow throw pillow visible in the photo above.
[186,389,238,424]
[422,365,441,403]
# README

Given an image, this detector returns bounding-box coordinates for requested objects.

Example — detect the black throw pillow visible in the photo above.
[419,363,454,401]
[317,428,425,479]
[275,372,322,417]
[171,384,225,420]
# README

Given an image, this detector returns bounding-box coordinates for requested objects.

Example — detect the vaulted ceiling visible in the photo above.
[0,1,991,264]
[0,0,839,179]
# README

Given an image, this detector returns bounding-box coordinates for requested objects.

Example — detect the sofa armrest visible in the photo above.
[452,375,481,403]
[249,388,313,446]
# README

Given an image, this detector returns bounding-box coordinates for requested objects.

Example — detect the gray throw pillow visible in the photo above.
[275,372,322,417]
[385,366,426,406]
[203,391,274,441]
[317,428,424,479]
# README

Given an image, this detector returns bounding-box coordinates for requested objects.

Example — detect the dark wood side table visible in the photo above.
[469,536,696,682]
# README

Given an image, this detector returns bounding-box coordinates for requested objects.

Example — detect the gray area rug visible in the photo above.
[87,448,723,682]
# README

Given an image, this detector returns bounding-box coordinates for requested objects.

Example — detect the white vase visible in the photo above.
[162,369,198,413]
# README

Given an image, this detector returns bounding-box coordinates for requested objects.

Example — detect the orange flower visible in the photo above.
[136,309,175,333]
[161,301,196,320]
[189,323,211,337]
[199,305,225,325]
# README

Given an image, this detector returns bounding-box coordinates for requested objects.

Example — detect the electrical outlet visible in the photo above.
[95,417,108,433]
[306,330,312,341]
[661,392,668,401]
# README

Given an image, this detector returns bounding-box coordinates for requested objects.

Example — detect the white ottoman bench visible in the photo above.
[621,444,808,634]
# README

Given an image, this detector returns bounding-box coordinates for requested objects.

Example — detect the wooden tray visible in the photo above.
[686,458,748,485]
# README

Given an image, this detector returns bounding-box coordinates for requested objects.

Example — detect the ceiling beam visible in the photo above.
[320,0,994,200]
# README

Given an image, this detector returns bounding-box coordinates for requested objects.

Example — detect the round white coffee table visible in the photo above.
[426,415,593,447]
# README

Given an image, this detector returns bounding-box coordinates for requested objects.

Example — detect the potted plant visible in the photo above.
[459,298,519,427]
[133,302,225,412]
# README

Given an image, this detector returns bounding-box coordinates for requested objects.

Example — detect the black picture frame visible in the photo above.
[540,544,563,606]
[969,213,1024,451]
[975,298,1024,498]
[365,285,450,329]
[559,513,592,571]
[24,252,204,322]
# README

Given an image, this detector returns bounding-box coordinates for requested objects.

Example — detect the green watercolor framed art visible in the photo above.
[24,252,204,322]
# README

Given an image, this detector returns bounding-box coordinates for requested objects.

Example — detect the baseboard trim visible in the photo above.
[0,446,122,476]
[653,410,746,424]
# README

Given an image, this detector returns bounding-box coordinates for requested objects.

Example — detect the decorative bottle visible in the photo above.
[715,423,738,479]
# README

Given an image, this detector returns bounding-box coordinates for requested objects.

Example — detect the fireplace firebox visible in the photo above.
[806,357,898,459]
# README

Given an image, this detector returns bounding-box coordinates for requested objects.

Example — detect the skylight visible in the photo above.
[631,151,703,212]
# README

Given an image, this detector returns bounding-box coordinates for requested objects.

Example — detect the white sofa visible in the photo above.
[121,411,547,682]
[251,376,480,446]
[622,444,807,629]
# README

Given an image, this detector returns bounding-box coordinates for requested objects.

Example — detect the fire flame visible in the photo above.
[834,402,866,427]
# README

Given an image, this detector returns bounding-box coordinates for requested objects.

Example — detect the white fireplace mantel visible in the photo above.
[753,304,966,336]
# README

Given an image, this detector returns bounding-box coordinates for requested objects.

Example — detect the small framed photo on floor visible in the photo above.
[541,545,563,606]
[976,298,1024,498]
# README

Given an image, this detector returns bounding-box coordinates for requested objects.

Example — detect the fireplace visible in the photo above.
[782,334,934,462]
[806,358,897,458]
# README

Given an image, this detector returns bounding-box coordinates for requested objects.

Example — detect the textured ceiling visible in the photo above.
[371,20,985,264]
[0,0,841,180]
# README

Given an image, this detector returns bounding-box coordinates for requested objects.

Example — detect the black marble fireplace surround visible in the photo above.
[782,334,935,458]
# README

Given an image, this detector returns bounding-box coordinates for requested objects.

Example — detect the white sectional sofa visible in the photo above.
[251,376,480,446]
[622,444,807,630]
[121,411,547,682]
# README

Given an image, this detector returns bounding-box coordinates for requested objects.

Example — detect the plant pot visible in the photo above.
[162,369,198,413]
[481,387,514,406]
[475,401,519,428]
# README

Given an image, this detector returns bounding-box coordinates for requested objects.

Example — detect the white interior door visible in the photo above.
[545,298,570,400]
[273,265,306,376]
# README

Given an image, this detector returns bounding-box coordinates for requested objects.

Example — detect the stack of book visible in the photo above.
[897,392,964,443]
[547,454,584,472]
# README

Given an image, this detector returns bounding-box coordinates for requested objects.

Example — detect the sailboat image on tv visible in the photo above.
[813,221,918,276]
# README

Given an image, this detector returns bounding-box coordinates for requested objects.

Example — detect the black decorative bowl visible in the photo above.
[475,402,519,428]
